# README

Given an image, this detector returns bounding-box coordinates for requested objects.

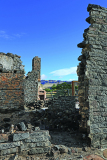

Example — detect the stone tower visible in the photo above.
[32,56,41,89]
[32,56,41,81]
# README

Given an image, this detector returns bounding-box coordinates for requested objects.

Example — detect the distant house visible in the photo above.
[38,86,46,100]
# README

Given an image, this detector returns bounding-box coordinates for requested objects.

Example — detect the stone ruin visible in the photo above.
[77,4,107,149]
[1,3,107,159]
[0,52,79,159]
[0,52,40,112]
[0,53,52,159]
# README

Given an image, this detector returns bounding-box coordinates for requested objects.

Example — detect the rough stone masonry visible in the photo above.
[0,53,40,112]
[77,4,107,148]
[0,124,51,159]
[0,53,52,159]
[0,52,25,113]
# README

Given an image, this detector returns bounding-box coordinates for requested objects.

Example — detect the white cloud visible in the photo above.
[13,34,21,38]
[0,30,26,39]
[41,74,47,80]
[58,76,63,79]
[49,67,77,76]
[69,79,76,81]
[0,30,5,34]
[13,32,26,38]
[0,30,10,39]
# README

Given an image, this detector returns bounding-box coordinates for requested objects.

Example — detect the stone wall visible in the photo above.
[0,52,25,113]
[47,95,78,112]
[24,95,80,132]
[42,95,80,131]
[0,126,51,159]
[77,4,107,148]
[0,95,79,134]
[0,52,40,111]
[23,70,39,106]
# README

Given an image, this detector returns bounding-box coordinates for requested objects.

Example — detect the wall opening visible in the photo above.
[14,70,17,73]
[39,95,44,100]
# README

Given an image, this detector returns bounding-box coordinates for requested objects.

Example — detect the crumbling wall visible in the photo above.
[77,4,107,148]
[43,96,79,131]
[23,70,39,105]
[0,52,40,111]
[0,127,51,159]
[47,95,78,112]
[0,95,80,133]
[27,96,79,132]
[0,52,25,113]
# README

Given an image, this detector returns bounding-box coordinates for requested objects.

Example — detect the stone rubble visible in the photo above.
[0,96,88,160]
[23,95,81,132]
[0,95,80,134]
[0,121,90,160]
[0,125,51,159]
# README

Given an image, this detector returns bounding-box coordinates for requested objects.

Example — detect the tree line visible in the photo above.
[43,82,78,92]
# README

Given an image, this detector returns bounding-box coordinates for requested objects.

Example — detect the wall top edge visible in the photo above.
[87,4,107,12]
[33,56,41,59]
[0,52,21,59]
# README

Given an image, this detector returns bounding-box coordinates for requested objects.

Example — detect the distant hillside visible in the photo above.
[40,80,72,89]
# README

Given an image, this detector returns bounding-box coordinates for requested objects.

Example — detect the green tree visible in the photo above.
[44,82,78,92]
[45,88,52,92]
[61,82,71,89]
[75,86,78,89]
[51,84,57,91]
[56,84,62,90]
[54,82,71,90]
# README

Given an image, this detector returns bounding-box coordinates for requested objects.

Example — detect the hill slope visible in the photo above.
[41,80,72,89]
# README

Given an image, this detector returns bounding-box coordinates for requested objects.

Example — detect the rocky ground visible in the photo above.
[13,129,105,160]
[5,121,103,160]
[0,99,106,160]
[21,103,106,160]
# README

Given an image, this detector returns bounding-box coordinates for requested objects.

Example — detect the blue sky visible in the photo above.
[0,0,106,81]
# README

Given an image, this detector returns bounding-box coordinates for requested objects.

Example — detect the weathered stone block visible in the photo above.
[0,134,8,142]
[13,132,29,141]
[24,135,49,143]
[0,147,18,156]
[0,141,20,150]
[28,147,44,154]
[36,141,51,147]
[20,141,51,150]
[28,146,51,155]
[18,122,27,131]
[29,130,49,138]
